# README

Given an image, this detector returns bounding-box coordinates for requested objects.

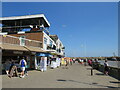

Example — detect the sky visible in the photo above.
[2,2,118,57]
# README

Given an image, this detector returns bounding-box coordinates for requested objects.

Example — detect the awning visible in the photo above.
[0,44,46,53]
[24,46,45,53]
[0,43,28,51]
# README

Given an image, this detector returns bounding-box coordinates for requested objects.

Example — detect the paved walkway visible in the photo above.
[2,63,120,88]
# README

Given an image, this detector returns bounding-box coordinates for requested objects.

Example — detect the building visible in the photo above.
[0,14,65,71]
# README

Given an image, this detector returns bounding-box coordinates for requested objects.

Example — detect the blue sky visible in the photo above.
[2,2,118,57]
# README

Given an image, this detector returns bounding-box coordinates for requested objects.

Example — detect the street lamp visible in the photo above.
[80,42,87,57]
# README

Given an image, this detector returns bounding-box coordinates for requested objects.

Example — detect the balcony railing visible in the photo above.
[0,34,42,48]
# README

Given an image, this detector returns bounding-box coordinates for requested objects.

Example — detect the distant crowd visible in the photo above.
[63,57,109,75]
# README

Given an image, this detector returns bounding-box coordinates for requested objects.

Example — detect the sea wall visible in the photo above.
[92,62,120,80]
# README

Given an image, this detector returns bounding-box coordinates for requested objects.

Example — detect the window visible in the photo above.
[20,36,25,46]
[50,40,53,47]
[44,37,47,44]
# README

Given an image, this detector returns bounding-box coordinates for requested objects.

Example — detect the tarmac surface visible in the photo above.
[2,62,120,88]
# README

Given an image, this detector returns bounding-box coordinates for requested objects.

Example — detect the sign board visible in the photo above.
[31,52,36,55]
[13,51,23,54]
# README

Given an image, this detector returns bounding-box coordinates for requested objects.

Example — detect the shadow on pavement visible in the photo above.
[109,81,120,84]
[57,79,67,82]
[57,79,119,88]
[95,73,104,75]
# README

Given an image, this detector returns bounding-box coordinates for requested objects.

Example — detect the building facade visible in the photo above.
[0,14,65,72]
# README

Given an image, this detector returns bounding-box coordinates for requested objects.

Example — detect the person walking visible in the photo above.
[24,62,28,76]
[65,59,68,69]
[73,58,75,63]
[104,60,109,75]
[70,59,73,65]
[19,57,27,78]
[4,59,11,75]
[84,59,87,66]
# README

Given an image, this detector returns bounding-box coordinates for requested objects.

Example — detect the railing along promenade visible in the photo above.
[92,61,120,80]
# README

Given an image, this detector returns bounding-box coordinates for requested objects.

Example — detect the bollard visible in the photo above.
[91,68,93,76]
[91,63,94,76]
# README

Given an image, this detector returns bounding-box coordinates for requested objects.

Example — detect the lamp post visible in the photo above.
[80,42,86,57]
[84,42,86,57]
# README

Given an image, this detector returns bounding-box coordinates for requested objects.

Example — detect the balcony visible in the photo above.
[45,44,56,52]
[0,34,43,52]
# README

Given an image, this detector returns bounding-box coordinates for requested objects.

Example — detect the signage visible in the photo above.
[31,52,36,55]
[13,51,23,54]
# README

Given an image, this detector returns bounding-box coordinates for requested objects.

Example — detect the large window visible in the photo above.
[20,36,25,46]
[44,37,47,44]
[50,40,53,47]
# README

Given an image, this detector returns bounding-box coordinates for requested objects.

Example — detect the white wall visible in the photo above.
[43,31,65,56]
[43,31,56,50]
[56,38,64,55]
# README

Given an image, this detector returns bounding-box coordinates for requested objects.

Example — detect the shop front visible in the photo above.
[2,50,32,73]
[35,53,52,71]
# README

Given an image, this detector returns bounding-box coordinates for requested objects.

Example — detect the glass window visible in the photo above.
[50,40,52,47]
[44,37,47,44]
[20,36,25,46]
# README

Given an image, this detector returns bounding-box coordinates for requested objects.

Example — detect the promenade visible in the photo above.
[2,62,120,88]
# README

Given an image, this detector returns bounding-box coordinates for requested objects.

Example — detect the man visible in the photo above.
[104,60,109,75]
[19,57,27,78]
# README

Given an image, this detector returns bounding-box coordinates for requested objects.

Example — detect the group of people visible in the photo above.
[69,58,109,75]
[4,57,28,78]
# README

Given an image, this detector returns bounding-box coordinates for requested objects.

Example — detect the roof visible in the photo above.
[0,14,50,27]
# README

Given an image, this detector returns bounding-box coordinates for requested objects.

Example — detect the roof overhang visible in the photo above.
[24,46,45,53]
[0,43,28,51]
[0,14,50,27]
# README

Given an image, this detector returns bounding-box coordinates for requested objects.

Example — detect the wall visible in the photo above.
[43,32,56,50]
[56,39,64,55]
[10,32,44,48]
[92,62,120,80]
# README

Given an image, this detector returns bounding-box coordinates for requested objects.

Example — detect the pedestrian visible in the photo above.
[73,58,75,63]
[104,60,109,75]
[84,59,87,66]
[8,59,18,78]
[4,59,11,75]
[80,59,83,64]
[65,59,68,69]
[88,59,92,66]
[81,59,84,64]
[24,60,28,76]
[70,58,73,65]
[9,59,15,72]
[19,57,27,78]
